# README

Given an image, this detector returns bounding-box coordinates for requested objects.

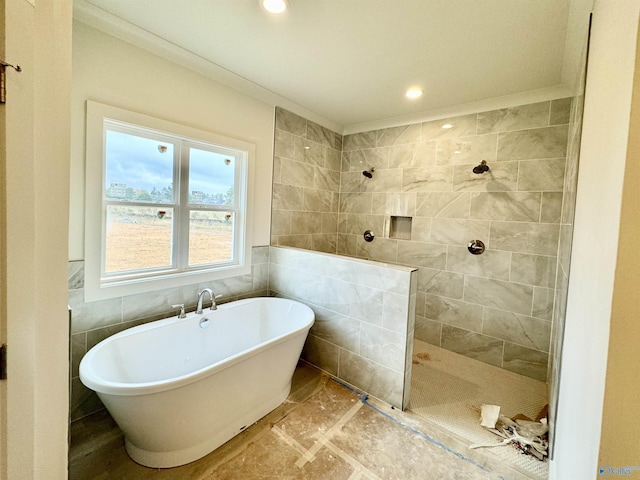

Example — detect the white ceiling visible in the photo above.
[74,0,591,134]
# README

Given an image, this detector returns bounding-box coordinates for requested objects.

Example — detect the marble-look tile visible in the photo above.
[418,268,465,299]
[342,148,390,172]
[321,212,338,234]
[517,158,566,192]
[396,241,447,269]
[414,316,442,345]
[273,156,282,183]
[272,183,304,210]
[477,101,550,134]
[274,234,313,250]
[274,128,295,159]
[410,217,431,242]
[294,137,325,167]
[382,291,410,334]
[302,335,339,375]
[289,211,315,235]
[340,171,368,193]
[251,245,270,264]
[68,261,85,290]
[252,263,270,291]
[337,233,358,257]
[441,325,503,367]
[469,192,542,222]
[452,161,518,192]
[314,167,340,193]
[415,291,426,317]
[464,276,533,315]
[335,133,343,152]
[446,246,510,280]
[325,147,342,172]
[358,169,403,193]
[271,209,291,235]
[430,218,490,246]
[389,142,436,168]
[304,188,333,212]
[308,305,360,352]
[376,123,422,147]
[371,192,416,216]
[424,294,483,333]
[502,343,548,381]
[421,114,477,141]
[360,323,406,372]
[86,319,146,351]
[402,166,453,192]
[339,192,372,214]
[415,192,471,218]
[550,97,572,125]
[341,213,384,236]
[541,192,563,223]
[355,237,399,264]
[510,253,557,288]
[279,158,316,188]
[489,221,560,255]
[69,289,122,334]
[311,234,337,254]
[307,121,338,149]
[275,108,307,136]
[343,131,377,151]
[482,308,551,352]
[323,279,384,326]
[271,263,326,305]
[532,286,555,320]
[338,350,404,408]
[70,377,104,422]
[71,332,86,378]
[497,125,569,161]
[436,134,497,166]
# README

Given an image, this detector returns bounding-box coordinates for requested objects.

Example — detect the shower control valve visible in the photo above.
[467,239,485,255]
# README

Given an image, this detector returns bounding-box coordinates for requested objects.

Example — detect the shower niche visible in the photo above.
[389,216,412,240]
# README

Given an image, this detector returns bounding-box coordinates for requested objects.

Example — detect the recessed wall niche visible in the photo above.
[389,216,412,240]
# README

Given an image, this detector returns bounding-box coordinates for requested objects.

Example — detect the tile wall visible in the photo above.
[68,246,271,421]
[272,100,573,381]
[271,109,343,253]
[268,246,417,408]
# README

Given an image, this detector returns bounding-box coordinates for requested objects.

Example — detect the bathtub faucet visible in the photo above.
[196,288,219,314]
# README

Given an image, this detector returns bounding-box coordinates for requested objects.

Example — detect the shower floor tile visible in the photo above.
[70,361,506,480]
[409,339,549,480]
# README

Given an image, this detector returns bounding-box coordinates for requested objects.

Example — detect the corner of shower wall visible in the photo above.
[271,107,343,254]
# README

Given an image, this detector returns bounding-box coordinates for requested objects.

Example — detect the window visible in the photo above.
[84,101,254,301]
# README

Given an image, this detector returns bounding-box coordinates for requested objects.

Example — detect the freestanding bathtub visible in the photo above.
[79,296,314,468]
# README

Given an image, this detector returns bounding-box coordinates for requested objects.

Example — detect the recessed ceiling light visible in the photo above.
[405,88,423,99]
[261,0,288,14]
[441,123,453,129]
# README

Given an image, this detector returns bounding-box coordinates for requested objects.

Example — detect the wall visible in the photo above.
[269,246,416,408]
[551,1,640,478]
[70,21,275,260]
[271,108,343,252]
[69,246,270,421]
[598,9,640,471]
[2,0,72,478]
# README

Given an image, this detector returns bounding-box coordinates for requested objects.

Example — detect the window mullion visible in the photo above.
[176,141,190,270]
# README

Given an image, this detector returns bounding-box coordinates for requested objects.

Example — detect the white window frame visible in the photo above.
[84,101,255,302]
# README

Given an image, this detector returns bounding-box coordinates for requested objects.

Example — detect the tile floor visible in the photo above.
[70,360,525,480]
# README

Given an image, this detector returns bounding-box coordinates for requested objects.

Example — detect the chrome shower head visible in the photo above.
[362,167,375,178]
[472,160,489,174]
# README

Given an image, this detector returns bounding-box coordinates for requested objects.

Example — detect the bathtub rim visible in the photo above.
[79,296,314,397]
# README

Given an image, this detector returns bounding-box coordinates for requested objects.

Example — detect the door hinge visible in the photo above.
[0,344,6,379]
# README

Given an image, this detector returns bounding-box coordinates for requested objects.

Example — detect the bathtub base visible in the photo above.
[125,382,292,468]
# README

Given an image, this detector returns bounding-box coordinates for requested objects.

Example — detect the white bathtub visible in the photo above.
[79,296,314,468]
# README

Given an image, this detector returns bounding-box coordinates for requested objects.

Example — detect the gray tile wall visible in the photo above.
[338,99,572,381]
[68,246,271,422]
[268,246,417,408]
[271,108,343,253]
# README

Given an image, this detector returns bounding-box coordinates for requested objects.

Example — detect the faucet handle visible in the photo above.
[171,304,187,319]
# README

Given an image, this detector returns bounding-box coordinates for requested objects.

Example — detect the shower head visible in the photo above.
[362,167,375,178]
[472,160,490,174]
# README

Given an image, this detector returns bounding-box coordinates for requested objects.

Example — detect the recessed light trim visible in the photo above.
[441,123,453,129]
[261,0,288,14]
[405,87,423,99]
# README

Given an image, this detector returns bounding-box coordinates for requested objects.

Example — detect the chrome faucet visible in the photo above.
[196,288,218,314]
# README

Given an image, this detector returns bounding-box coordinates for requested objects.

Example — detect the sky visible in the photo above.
[105,130,236,199]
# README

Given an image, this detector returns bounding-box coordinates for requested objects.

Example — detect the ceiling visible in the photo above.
[74,0,591,134]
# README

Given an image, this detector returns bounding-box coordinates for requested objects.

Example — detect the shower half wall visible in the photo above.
[271,100,572,382]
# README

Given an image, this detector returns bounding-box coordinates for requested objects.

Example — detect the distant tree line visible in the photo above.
[107,184,234,205]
